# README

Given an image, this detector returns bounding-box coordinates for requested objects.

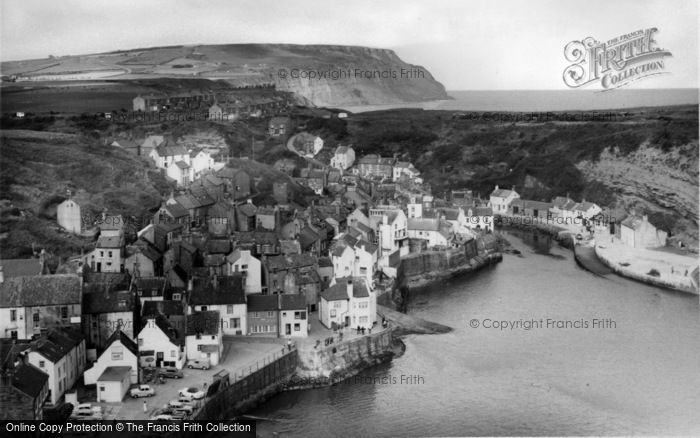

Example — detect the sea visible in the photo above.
[340,88,699,113]
[250,230,700,437]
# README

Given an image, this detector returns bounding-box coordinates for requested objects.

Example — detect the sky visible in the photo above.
[1,0,697,90]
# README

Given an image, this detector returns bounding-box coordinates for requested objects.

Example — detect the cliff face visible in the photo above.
[2,44,450,107]
[269,45,450,106]
[577,142,699,233]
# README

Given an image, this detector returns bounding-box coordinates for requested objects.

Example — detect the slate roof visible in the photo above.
[279,240,301,255]
[10,363,48,398]
[576,201,598,212]
[134,277,167,298]
[408,218,442,231]
[155,144,188,157]
[163,202,189,218]
[31,329,84,362]
[142,300,185,317]
[510,199,553,210]
[204,254,226,266]
[280,294,306,310]
[175,160,190,169]
[474,207,493,216]
[206,239,232,255]
[96,235,124,249]
[0,259,43,278]
[152,314,182,345]
[440,208,462,221]
[490,187,517,198]
[268,116,290,126]
[355,239,378,254]
[0,274,82,308]
[189,275,245,306]
[238,203,257,217]
[246,294,279,312]
[320,283,348,301]
[98,366,132,382]
[318,256,333,268]
[186,311,220,336]
[83,290,133,314]
[266,254,317,271]
[299,227,320,249]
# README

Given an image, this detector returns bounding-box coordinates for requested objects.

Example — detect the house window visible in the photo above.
[282,312,286,317]
[172,293,181,301]
[39,361,45,368]
[230,318,240,329]
[227,305,234,314]
[201,306,208,311]
[294,324,300,331]
[170,350,176,358]
[360,267,367,274]
[294,311,306,320]
[10,310,16,321]
[100,251,104,257]
[330,309,336,317]
[267,312,274,317]
[108,251,113,258]
[137,289,143,296]
[359,302,368,309]
[211,335,215,340]
[138,338,143,347]
[33,312,40,327]
[241,264,248,270]
[333,302,342,308]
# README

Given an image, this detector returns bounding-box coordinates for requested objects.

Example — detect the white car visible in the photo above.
[70,411,103,421]
[172,405,194,415]
[150,414,175,421]
[178,387,205,400]
[73,403,102,415]
[130,384,155,398]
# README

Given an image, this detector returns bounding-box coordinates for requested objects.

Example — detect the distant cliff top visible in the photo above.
[1,44,451,107]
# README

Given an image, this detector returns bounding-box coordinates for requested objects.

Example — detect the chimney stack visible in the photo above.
[187,277,193,292]
[0,265,4,284]
[39,249,46,275]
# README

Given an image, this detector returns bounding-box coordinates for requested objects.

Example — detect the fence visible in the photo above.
[193,349,299,420]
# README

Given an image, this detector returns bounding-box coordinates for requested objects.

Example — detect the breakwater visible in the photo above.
[594,244,699,295]
[193,350,299,420]
[287,328,402,390]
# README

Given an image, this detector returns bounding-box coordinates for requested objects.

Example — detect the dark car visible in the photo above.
[158,367,184,379]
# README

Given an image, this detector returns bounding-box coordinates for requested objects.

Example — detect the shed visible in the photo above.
[96,366,132,402]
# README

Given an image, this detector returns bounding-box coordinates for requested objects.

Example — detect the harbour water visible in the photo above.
[251,230,700,436]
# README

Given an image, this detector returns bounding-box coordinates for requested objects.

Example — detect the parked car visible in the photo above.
[130,384,155,398]
[186,358,210,370]
[70,411,103,421]
[172,405,194,415]
[158,367,184,379]
[150,414,175,421]
[168,400,186,409]
[178,387,205,400]
[73,403,102,415]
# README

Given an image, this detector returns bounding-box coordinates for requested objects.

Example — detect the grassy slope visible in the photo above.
[0,129,168,258]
